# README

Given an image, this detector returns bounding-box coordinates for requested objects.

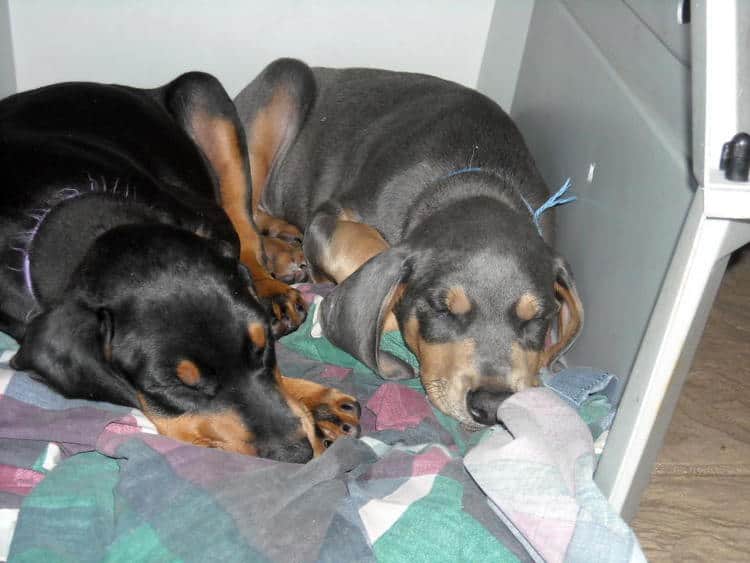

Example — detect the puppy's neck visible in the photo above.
[404,170,537,244]
[26,190,167,306]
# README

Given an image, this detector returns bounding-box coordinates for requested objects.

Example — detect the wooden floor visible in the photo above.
[631,247,750,561]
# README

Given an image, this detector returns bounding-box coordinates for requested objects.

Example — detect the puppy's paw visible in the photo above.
[254,277,307,337]
[262,236,309,284]
[309,388,361,447]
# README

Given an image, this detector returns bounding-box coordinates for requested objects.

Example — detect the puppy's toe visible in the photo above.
[255,278,308,337]
[311,390,362,447]
[263,236,309,284]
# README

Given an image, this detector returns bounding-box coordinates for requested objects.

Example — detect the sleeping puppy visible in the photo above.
[0,73,359,461]
[234,59,584,428]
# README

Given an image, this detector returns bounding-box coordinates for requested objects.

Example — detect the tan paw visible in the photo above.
[254,277,307,337]
[262,236,309,284]
[309,389,361,447]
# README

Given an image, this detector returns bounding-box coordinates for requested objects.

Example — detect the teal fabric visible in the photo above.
[0,331,18,352]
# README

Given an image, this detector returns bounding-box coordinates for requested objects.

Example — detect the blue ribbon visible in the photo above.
[520,177,576,236]
[442,168,576,236]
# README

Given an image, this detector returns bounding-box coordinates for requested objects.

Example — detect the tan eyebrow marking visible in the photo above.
[446,286,472,315]
[176,359,201,386]
[515,292,540,321]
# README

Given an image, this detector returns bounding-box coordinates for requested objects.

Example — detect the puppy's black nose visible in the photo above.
[467,389,512,425]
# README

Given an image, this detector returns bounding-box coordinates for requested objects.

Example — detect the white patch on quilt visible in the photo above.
[310,295,324,338]
[360,437,453,460]
[0,350,15,363]
[358,474,437,544]
[0,508,19,562]
[130,408,158,434]
[0,365,14,395]
[594,430,609,456]
[42,443,61,472]
[359,436,390,457]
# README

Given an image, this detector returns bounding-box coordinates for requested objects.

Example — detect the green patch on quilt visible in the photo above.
[104,524,181,563]
[0,330,18,352]
[380,330,420,371]
[7,547,74,563]
[373,476,519,563]
[579,394,613,438]
[11,452,122,560]
[10,443,267,563]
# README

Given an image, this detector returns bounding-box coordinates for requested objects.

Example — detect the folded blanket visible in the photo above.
[0,283,632,562]
[464,389,645,563]
[0,347,530,562]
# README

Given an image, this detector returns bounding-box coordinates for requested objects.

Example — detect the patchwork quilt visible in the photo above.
[0,284,641,562]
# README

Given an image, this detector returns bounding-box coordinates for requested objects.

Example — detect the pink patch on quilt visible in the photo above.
[105,415,141,435]
[0,465,45,495]
[411,447,451,476]
[293,284,317,305]
[505,509,576,563]
[360,407,377,433]
[320,365,351,380]
[97,430,181,457]
[366,383,433,431]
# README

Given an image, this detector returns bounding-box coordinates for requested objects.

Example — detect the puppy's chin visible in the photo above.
[423,388,483,431]
[460,419,486,432]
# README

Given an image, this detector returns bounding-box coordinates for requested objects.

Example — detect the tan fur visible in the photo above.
[278,373,361,442]
[245,89,305,242]
[138,394,257,455]
[324,216,390,284]
[541,281,584,366]
[248,322,267,349]
[273,368,325,456]
[317,211,401,331]
[247,90,291,213]
[510,342,543,389]
[190,114,262,274]
[403,316,479,423]
[446,286,472,315]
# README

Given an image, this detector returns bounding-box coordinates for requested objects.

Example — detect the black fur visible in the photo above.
[0,75,312,462]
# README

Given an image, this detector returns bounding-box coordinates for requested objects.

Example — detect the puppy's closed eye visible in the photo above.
[98,308,115,362]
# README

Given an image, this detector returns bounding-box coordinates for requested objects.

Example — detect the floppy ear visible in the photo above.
[542,257,584,367]
[11,300,138,407]
[320,248,416,380]
[234,58,316,201]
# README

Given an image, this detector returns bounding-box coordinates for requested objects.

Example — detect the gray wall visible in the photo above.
[476,0,534,112]
[504,0,694,383]
[0,0,16,98]
[7,0,494,96]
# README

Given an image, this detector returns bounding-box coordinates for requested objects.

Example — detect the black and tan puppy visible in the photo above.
[234,59,584,428]
[0,74,359,461]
